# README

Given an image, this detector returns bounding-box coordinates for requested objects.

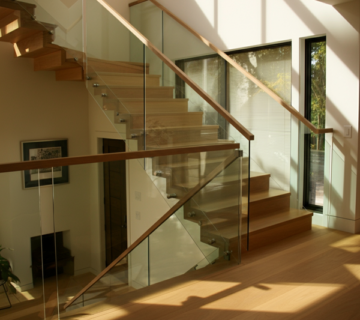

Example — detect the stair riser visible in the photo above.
[94,86,174,99]
[247,215,312,250]
[0,11,19,33]
[139,128,218,147]
[56,67,83,81]
[192,184,241,204]
[250,194,290,217]
[102,98,188,113]
[92,75,160,87]
[34,50,78,71]
[184,206,241,229]
[250,175,270,194]
[0,8,15,21]
[152,151,230,172]
[14,31,55,58]
[118,113,204,132]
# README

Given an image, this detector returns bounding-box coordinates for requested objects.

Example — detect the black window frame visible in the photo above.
[303,36,326,213]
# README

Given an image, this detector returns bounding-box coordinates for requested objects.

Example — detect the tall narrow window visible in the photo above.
[304,37,326,211]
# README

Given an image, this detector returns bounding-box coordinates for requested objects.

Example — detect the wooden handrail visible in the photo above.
[148,0,333,135]
[0,143,239,173]
[98,0,254,141]
[129,0,147,7]
[64,149,240,309]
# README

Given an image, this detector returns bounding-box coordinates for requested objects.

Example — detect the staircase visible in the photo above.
[87,63,314,255]
[0,0,313,255]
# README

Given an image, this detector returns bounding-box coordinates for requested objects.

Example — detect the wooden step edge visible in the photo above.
[87,57,150,67]
[119,98,189,102]
[248,210,314,234]
[250,189,291,203]
[131,125,219,132]
[204,211,313,241]
[106,85,174,90]
[95,72,161,78]
[119,112,204,117]
[250,172,271,179]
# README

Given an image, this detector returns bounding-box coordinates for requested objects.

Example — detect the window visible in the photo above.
[176,43,292,191]
[303,37,326,211]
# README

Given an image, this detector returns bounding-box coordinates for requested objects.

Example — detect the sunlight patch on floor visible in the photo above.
[140,281,240,306]
[344,264,360,281]
[200,283,343,312]
[330,235,360,253]
[17,291,35,301]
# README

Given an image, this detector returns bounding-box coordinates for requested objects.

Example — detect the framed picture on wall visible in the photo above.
[21,139,69,189]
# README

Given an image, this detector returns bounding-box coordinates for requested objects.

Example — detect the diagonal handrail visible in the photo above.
[97,0,254,141]
[64,149,240,309]
[148,0,333,135]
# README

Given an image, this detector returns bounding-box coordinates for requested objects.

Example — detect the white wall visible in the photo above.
[136,0,360,233]
[0,42,90,289]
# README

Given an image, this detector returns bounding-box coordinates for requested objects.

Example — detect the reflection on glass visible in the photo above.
[228,45,292,191]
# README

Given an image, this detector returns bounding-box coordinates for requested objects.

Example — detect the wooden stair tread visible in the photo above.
[191,188,289,214]
[122,112,203,116]
[249,209,313,233]
[96,72,160,78]
[138,125,219,132]
[118,98,189,102]
[161,156,228,169]
[250,172,271,179]
[88,57,149,67]
[175,171,267,189]
[250,188,290,202]
[203,209,313,241]
[105,85,173,90]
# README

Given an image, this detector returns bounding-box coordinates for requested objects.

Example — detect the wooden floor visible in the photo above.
[1,226,360,319]
[67,226,360,320]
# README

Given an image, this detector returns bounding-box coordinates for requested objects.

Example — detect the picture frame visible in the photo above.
[21,139,69,189]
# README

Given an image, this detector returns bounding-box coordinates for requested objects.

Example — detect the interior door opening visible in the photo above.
[103,139,127,266]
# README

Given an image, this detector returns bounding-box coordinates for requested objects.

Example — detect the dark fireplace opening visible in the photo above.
[31,232,74,281]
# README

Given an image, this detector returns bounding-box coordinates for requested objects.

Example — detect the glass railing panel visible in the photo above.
[0,169,49,319]
[143,46,240,151]
[148,209,210,286]
[179,156,242,263]
[66,239,149,315]
[84,0,146,152]
[48,160,149,317]
[58,148,239,309]
[149,149,237,206]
